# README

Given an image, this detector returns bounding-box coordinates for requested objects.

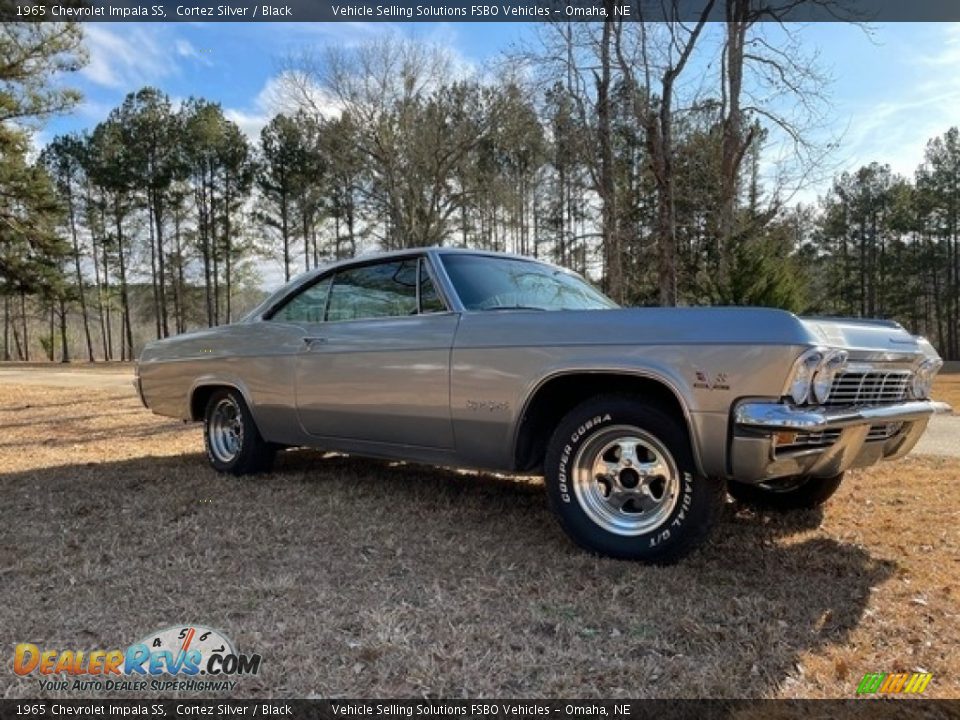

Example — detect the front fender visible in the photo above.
[511,363,707,477]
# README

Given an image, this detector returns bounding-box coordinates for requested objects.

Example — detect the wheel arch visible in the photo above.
[188,379,255,422]
[512,370,704,476]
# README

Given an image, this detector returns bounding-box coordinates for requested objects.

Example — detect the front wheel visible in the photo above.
[728,473,844,511]
[544,395,725,563]
[203,388,276,475]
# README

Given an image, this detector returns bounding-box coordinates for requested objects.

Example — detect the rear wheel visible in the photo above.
[203,388,275,475]
[727,473,844,510]
[544,395,725,563]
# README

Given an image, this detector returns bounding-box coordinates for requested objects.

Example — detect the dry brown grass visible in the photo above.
[1,383,958,700]
[933,371,960,410]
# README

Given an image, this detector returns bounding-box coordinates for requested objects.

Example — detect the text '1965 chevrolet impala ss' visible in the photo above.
[136,249,950,562]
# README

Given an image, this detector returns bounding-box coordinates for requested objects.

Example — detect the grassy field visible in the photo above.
[0,382,958,699]
[933,371,960,409]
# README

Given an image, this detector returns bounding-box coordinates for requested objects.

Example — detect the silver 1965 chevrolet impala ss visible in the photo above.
[136,248,950,562]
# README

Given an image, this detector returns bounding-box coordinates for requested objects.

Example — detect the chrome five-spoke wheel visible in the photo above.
[572,425,680,536]
[545,396,724,562]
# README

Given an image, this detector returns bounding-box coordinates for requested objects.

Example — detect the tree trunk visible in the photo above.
[647,112,678,307]
[173,207,184,334]
[334,213,341,259]
[346,202,356,257]
[153,196,169,338]
[59,297,69,363]
[2,294,9,361]
[626,2,715,306]
[67,190,94,362]
[148,210,161,339]
[115,205,134,361]
[12,314,24,361]
[20,290,29,361]
[718,2,750,289]
[282,184,291,282]
[212,191,220,326]
[302,193,310,273]
[198,169,214,328]
[89,191,110,361]
[100,227,113,361]
[47,302,55,362]
[224,188,232,325]
[598,11,622,303]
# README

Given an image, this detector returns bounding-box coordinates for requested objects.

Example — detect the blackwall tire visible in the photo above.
[544,395,724,563]
[203,388,276,475]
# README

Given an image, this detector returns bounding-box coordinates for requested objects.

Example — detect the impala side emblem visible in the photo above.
[466,400,509,412]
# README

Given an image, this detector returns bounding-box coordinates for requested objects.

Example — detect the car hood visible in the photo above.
[799,316,937,360]
[457,307,939,360]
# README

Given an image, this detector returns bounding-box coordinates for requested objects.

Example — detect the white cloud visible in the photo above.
[838,27,960,182]
[224,72,342,141]
[79,24,217,91]
[174,38,214,67]
[26,129,49,163]
[175,38,195,57]
[916,22,960,67]
[80,24,176,89]
[76,98,115,123]
[222,108,270,140]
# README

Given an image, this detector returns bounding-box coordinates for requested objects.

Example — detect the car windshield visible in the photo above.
[441,254,618,311]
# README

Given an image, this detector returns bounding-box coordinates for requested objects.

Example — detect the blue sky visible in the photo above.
[40,21,960,204]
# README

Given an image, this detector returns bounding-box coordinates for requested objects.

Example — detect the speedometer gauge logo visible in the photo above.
[126,624,259,676]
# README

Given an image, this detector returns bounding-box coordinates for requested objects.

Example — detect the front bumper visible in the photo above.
[730,399,952,484]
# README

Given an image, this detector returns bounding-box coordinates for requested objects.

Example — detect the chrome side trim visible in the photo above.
[735,400,952,431]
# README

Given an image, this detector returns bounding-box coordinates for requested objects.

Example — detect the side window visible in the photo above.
[271,276,331,323]
[418,258,447,314]
[326,260,418,322]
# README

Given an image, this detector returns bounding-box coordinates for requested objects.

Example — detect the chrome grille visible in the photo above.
[826,370,912,407]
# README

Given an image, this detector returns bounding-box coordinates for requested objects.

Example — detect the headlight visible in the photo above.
[789,349,824,405]
[811,350,848,404]
[912,358,943,400]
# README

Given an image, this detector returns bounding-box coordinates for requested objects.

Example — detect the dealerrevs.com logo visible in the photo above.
[14,625,262,693]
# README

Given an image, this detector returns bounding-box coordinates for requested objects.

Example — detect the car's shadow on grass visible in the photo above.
[0,448,895,698]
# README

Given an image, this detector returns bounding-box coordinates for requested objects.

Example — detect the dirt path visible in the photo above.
[0,366,133,389]
[913,413,960,458]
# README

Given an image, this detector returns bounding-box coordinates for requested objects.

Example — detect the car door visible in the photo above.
[293,256,459,448]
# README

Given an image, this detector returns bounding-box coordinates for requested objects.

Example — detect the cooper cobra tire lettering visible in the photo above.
[559,414,612,504]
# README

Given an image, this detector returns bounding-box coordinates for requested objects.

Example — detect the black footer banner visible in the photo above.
[1,700,959,720]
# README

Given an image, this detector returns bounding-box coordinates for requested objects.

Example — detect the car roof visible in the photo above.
[241,247,557,322]
[307,246,553,277]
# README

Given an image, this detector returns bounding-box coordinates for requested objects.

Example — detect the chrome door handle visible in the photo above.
[303,336,327,346]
